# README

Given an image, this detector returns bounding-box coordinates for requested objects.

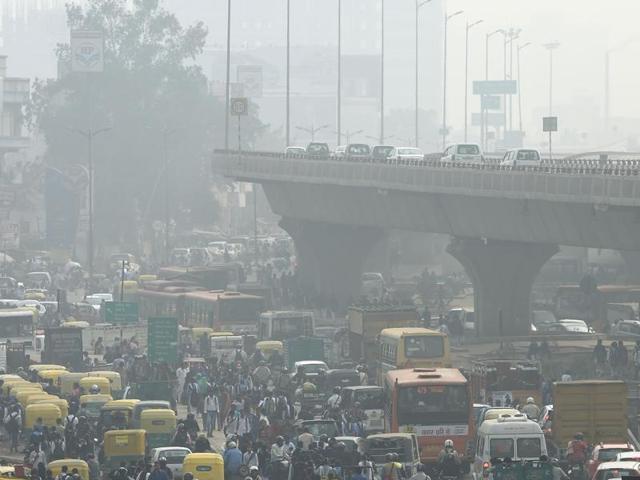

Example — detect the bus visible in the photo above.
[384,368,474,463]
[258,311,314,340]
[136,281,202,321]
[182,290,265,333]
[377,328,450,384]
[0,308,36,346]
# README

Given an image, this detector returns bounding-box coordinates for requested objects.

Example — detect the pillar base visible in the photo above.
[447,237,558,337]
[279,218,384,309]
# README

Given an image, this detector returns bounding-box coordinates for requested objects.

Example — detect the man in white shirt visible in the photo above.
[175,363,188,405]
[203,389,220,437]
[297,427,314,451]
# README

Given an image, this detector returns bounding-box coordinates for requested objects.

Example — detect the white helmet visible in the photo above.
[89,384,100,394]
[444,439,454,448]
[526,397,534,404]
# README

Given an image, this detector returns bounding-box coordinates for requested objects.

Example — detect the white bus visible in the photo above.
[210,335,243,363]
[258,311,314,341]
[0,308,36,346]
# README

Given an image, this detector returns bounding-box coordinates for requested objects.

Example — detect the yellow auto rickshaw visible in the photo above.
[38,369,68,385]
[29,364,68,374]
[24,403,61,435]
[80,376,111,396]
[138,274,157,285]
[140,409,176,449]
[47,460,89,480]
[0,374,22,381]
[80,393,112,418]
[61,320,91,329]
[255,340,284,360]
[90,371,122,397]
[102,430,145,470]
[15,388,45,406]
[34,398,69,418]
[3,379,32,395]
[59,372,88,395]
[24,393,57,407]
[209,331,234,337]
[182,453,224,480]
[99,399,139,433]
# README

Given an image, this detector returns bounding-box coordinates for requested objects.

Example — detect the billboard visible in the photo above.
[44,327,83,370]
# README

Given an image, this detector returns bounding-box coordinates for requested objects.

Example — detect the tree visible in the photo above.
[30,0,263,251]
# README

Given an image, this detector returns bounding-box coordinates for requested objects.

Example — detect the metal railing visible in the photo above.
[213,150,640,207]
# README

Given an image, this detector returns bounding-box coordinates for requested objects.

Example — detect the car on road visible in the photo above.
[441,143,484,164]
[532,310,557,330]
[592,461,640,480]
[537,319,594,334]
[150,447,192,480]
[295,419,339,440]
[345,143,371,161]
[285,146,306,157]
[610,320,640,338]
[388,147,424,164]
[588,444,636,478]
[306,142,330,159]
[500,148,542,167]
[292,360,329,379]
[615,452,640,462]
[371,145,395,162]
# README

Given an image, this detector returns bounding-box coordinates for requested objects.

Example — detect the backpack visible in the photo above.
[5,412,19,433]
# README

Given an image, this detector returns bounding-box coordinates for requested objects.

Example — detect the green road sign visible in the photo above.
[148,317,179,364]
[104,302,138,325]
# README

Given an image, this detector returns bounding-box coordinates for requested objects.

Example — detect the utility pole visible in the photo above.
[224,0,232,150]
[286,0,291,146]
[464,19,483,142]
[380,0,385,144]
[543,42,560,115]
[483,29,503,150]
[337,0,342,146]
[517,42,531,133]
[415,0,433,147]
[442,10,464,150]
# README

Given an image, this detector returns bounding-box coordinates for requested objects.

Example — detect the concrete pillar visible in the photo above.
[619,251,640,283]
[447,237,558,337]
[279,218,385,309]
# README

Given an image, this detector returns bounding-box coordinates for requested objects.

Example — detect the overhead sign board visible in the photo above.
[230,97,249,116]
[481,95,501,110]
[70,30,104,73]
[148,317,179,364]
[104,302,138,325]
[473,80,517,95]
[543,116,558,132]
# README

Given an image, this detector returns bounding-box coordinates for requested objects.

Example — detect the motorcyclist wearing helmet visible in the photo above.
[521,397,541,420]
[566,433,588,466]
[158,458,173,480]
[381,453,403,480]
[327,387,342,411]
[438,439,462,478]
[89,384,101,395]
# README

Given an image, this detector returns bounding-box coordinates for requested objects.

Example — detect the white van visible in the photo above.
[473,414,547,480]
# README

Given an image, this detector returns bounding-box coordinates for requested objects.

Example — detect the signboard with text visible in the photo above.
[543,116,558,132]
[44,327,83,369]
[473,80,517,95]
[70,30,104,73]
[148,317,178,364]
[104,302,138,325]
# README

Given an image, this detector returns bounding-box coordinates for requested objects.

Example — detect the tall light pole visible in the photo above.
[415,0,433,148]
[333,129,363,144]
[507,28,521,132]
[464,19,483,142]
[286,0,291,147]
[296,124,330,142]
[543,42,560,115]
[224,0,231,150]
[517,41,531,133]
[483,28,504,150]
[442,9,464,150]
[337,0,342,146]
[380,0,385,144]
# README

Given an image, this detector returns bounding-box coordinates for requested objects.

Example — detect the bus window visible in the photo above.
[397,384,469,424]
[404,336,444,358]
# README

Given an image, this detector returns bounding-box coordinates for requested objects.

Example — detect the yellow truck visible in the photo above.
[553,380,628,448]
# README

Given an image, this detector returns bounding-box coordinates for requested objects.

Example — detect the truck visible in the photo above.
[347,305,419,363]
[284,337,325,370]
[552,380,628,449]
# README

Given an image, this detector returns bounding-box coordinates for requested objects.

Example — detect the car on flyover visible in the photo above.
[345,143,371,161]
[387,147,424,164]
[441,143,484,164]
[306,142,330,159]
[500,148,542,167]
[371,145,395,162]
[285,146,306,157]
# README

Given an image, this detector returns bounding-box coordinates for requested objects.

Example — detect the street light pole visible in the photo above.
[543,42,560,115]
[224,0,231,150]
[483,29,503,151]
[517,42,531,133]
[296,124,330,142]
[337,0,342,146]
[286,0,291,147]
[334,129,363,144]
[464,19,483,142]
[442,10,464,150]
[507,28,521,132]
[415,0,433,148]
[380,0,385,145]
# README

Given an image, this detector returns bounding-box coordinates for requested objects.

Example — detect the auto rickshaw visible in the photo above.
[59,372,89,395]
[16,388,46,406]
[90,371,123,398]
[80,376,111,395]
[140,409,176,449]
[29,364,68,374]
[80,394,113,423]
[192,327,213,341]
[47,460,89,480]
[182,453,224,480]
[99,399,139,435]
[0,465,28,480]
[24,403,61,435]
[38,369,68,386]
[255,340,284,360]
[101,429,146,470]
[3,379,33,395]
[138,274,157,285]
[24,393,58,407]
[0,374,22,381]
[34,398,69,418]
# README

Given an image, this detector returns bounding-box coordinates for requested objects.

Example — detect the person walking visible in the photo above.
[203,389,220,437]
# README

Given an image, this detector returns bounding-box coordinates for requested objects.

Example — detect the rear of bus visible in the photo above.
[386,368,473,465]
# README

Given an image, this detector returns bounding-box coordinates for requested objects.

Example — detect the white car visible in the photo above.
[150,447,191,480]
[333,145,346,159]
[501,148,542,167]
[441,143,484,164]
[285,146,306,157]
[85,293,113,312]
[292,360,329,379]
[207,241,227,257]
[388,147,424,163]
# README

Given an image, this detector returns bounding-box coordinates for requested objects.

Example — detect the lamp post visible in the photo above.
[333,129,363,144]
[296,124,330,142]
[483,28,504,150]
[517,42,531,133]
[286,0,291,147]
[380,0,385,144]
[337,0,342,146]
[224,0,231,150]
[464,19,483,142]
[442,9,464,150]
[543,42,560,115]
[415,0,433,147]
[507,28,521,132]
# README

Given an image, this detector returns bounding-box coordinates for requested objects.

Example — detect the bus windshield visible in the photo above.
[404,335,444,358]
[397,385,468,425]
[272,316,313,339]
[0,311,34,338]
